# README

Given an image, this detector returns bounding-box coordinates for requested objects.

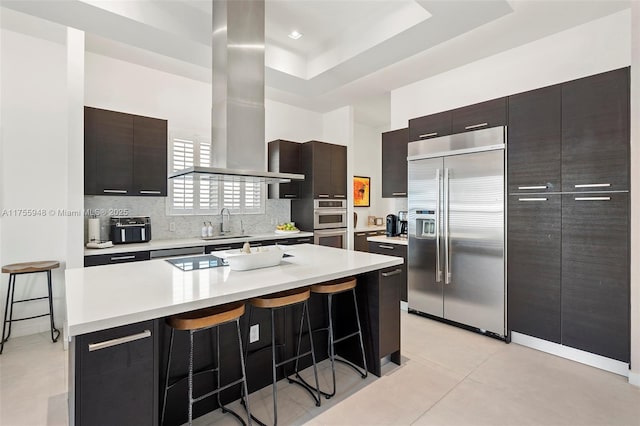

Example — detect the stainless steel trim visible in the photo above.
[575,196,611,201]
[334,194,346,198]
[139,190,161,194]
[518,198,548,202]
[168,166,304,183]
[408,126,506,160]
[103,189,127,194]
[418,132,438,139]
[392,192,407,196]
[464,122,488,130]
[518,185,547,190]
[88,330,151,352]
[318,194,329,198]
[444,168,451,285]
[120,229,126,242]
[435,168,442,283]
[141,228,146,241]
[381,269,402,277]
[150,246,204,259]
[110,255,136,261]
[378,245,395,250]
[314,199,347,209]
[574,183,611,188]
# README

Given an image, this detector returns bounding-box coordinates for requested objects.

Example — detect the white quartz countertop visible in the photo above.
[367,235,408,246]
[353,225,386,232]
[83,232,314,256]
[66,244,403,336]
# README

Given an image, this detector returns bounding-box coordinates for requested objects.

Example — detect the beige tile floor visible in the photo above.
[1,312,639,426]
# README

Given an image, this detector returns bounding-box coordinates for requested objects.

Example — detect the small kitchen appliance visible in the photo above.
[398,211,408,237]
[110,216,151,244]
[386,214,398,237]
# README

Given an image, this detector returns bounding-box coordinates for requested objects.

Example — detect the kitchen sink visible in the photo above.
[201,234,251,241]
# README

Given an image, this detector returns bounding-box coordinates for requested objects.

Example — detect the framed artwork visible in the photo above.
[353,176,370,207]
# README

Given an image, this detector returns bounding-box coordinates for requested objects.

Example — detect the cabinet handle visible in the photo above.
[392,192,407,196]
[110,255,136,261]
[418,132,438,139]
[517,185,547,190]
[252,243,262,247]
[297,238,311,242]
[518,198,547,202]
[464,122,488,130]
[382,269,402,277]
[88,329,151,352]
[334,195,346,198]
[139,190,161,194]
[103,189,128,194]
[574,183,611,188]
[284,194,296,198]
[318,194,329,198]
[356,233,366,236]
[575,197,611,201]
[213,246,232,251]
[379,245,395,250]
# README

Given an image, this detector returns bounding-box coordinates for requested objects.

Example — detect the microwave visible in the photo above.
[110,217,151,244]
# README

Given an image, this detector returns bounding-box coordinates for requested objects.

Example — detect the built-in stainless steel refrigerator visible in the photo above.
[407,126,506,338]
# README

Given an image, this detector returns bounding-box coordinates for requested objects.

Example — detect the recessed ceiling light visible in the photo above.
[288,30,302,40]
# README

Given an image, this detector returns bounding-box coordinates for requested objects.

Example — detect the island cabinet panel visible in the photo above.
[408,110,452,142]
[451,97,507,134]
[507,195,561,343]
[369,242,408,302]
[382,128,409,198]
[561,67,629,193]
[507,85,562,193]
[84,250,150,267]
[268,140,301,199]
[72,320,159,426]
[561,193,629,362]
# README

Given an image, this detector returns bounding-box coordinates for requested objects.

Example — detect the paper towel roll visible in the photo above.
[88,218,100,242]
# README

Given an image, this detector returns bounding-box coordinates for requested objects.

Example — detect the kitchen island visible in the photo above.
[65,244,403,425]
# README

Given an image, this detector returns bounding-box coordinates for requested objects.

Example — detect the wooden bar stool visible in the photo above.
[246,288,321,426]
[1,261,60,354]
[161,302,251,426]
[307,277,368,398]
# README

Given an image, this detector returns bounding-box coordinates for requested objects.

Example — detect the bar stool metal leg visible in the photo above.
[352,288,368,378]
[188,329,195,425]
[236,319,252,426]
[160,328,175,426]
[47,270,60,342]
[270,309,278,425]
[0,274,15,354]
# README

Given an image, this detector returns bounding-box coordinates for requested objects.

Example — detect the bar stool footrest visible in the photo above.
[13,296,49,303]
[192,377,246,404]
[286,372,321,406]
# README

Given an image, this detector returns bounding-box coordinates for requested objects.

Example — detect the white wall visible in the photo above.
[0,26,70,337]
[391,9,631,128]
[265,99,323,144]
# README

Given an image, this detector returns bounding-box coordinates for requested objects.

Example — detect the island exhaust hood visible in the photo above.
[168,0,303,184]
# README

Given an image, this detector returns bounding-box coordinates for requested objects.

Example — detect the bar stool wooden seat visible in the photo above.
[246,287,321,426]
[1,260,60,354]
[161,302,251,426]
[308,277,368,398]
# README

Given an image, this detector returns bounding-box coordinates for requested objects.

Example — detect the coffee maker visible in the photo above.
[397,211,408,237]
[386,214,398,237]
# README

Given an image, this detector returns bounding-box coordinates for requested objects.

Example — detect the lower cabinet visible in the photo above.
[84,250,150,267]
[354,230,385,252]
[561,193,629,362]
[368,242,407,302]
[507,195,561,343]
[71,320,159,426]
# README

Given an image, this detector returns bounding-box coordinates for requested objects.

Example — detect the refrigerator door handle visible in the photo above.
[444,168,451,284]
[435,169,442,282]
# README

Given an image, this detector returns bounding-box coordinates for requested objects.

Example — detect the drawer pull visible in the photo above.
[214,246,232,251]
[574,183,611,188]
[379,245,395,250]
[418,132,438,139]
[284,194,296,198]
[318,194,329,198]
[103,189,128,194]
[382,269,402,277]
[356,233,366,236]
[88,330,151,352]
[518,185,547,190]
[110,255,136,261]
[518,198,547,202]
[464,122,488,130]
[392,192,407,196]
[575,197,611,201]
[139,190,161,194]
[334,195,346,198]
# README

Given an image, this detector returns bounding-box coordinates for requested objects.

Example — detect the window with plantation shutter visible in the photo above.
[168,133,265,215]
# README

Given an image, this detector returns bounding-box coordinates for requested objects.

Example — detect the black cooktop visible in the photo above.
[166,254,226,271]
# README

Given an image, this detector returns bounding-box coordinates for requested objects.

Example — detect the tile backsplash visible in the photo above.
[84,196,291,242]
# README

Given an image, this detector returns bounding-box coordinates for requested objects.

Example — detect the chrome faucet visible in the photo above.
[220,208,231,233]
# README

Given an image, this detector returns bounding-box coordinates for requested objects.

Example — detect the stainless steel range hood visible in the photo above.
[168,0,303,183]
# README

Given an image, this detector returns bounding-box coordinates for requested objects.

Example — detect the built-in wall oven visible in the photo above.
[313,199,347,248]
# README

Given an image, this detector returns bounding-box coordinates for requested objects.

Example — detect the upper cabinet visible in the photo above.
[268,140,301,199]
[408,111,451,142]
[507,85,562,193]
[451,97,507,134]
[85,107,167,196]
[382,128,409,198]
[561,68,629,192]
[299,141,347,199]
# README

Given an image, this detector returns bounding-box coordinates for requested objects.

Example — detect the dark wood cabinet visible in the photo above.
[382,128,409,198]
[330,143,348,199]
[376,266,402,359]
[268,140,301,199]
[508,85,562,193]
[85,107,167,196]
[298,141,347,200]
[354,232,369,252]
[84,250,151,267]
[408,111,451,141]
[561,193,629,362]
[561,68,629,192]
[507,195,561,343]
[451,97,507,134]
[72,320,158,426]
[369,242,408,302]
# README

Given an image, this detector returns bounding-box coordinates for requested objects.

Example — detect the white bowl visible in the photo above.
[216,246,285,271]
